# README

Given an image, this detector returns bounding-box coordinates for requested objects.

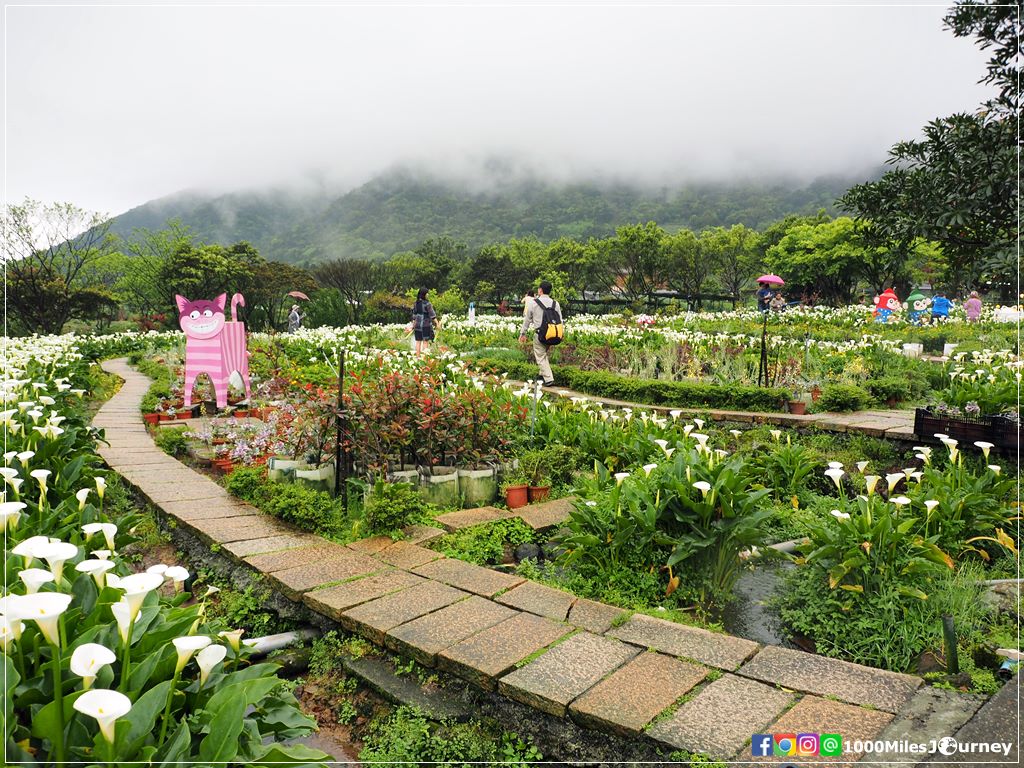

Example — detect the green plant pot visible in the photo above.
[419,466,459,507]
[268,457,305,483]
[295,462,336,493]
[457,467,498,506]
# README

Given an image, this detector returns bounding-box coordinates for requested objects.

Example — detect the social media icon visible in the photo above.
[751,734,774,756]
[774,733,797,756]
[820,733,843,757]
[797,733,819,755]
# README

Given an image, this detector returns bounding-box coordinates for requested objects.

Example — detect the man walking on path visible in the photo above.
[519,281,562,387]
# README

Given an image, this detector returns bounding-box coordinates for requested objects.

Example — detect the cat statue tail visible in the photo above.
[231,293,245,322]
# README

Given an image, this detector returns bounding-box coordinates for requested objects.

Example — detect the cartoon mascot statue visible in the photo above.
[904,289,931,326]
[872,288,901,324]
[176,293,251,409]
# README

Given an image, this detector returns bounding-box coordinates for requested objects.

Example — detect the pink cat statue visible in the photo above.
[176,293,251,409]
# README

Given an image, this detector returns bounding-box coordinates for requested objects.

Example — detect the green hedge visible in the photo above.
[472,357,789,412]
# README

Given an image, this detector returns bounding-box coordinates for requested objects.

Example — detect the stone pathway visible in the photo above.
[94,358,1012,763]
[527,380,918,442]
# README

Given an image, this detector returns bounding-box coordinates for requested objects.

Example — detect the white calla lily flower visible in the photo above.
[974,441,994,460]
[890,496,912,507]
[824,467,845,491]
[641,463,658,477]
[75,559,117,588]
[172,635,212,672]
[70,643,117,689]
[116,572,165,621]
[830,509,851,521]
[36,541,79,582]
[196,644,227,685]
[692,481,712,497]
[613,472,630,486]
[988,464,1001,476]
[20,567,55,594]
[73,688,132,743]
[95,476,106,499]
[885,473,903,492]
[20,592,73,645]
[218,629,244,652]
[0,501,26,531]
[76,488,91,510]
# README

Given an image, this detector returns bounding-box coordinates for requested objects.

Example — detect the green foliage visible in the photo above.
[364,481,434,535]
[434,518,537,566]
[817,382,872,412]
[474,358,789,411]
[263,484,344,535]
[753,440,819,504]
[358,706,542,766]
[867,376,914,404]
[225,466,346,535]
[204,584,293,637]
[154,426,189,456]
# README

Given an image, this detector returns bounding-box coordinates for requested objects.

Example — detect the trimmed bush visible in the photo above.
[364,481,433,535]
[471,358,789,411]
[817,383,873,412]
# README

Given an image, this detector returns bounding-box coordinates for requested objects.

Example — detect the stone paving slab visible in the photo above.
[374,541,445,570]
[498,632,639,718]
[412,557,525,598]
[222,533,323,559]
[158,499,259,521]
[140,484,235,505]
[516,497,574,530]
[346,535,396,554]
[868,687,984,765]
[99,451,183,467]
[437,612,574,691]
[434,505,519,532]
[925,672,1019,764]
[494,580,576,621]
[646,674,794,760]
[738,645,921,713]
[245,543,356,574]
[567,598,627,634]
[341,581,469,644]
[568,652,708,736]
[303,570,427,620]
[182,515,293,545]
[118,468,209,485]
[760,695,893,764]
[385,596,517,666]
[269,552,388,599]
[608,613,759,670]
[402,524,446,545]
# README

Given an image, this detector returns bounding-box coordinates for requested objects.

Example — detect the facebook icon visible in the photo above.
[752,734,774,756]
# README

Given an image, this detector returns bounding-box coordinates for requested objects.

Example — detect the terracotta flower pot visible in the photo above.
[504,484,529,509]
[234,410,249,418]
[528,486,551,503]
[159,413,176,422]
[143,413,160,425]
[788,401,807,415]
[810,386,822,403]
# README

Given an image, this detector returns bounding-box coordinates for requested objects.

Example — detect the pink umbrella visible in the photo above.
[757,274,785,286]
[286,291,310,300]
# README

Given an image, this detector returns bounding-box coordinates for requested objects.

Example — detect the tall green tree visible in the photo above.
[704,224,762,307]
[839,1,1020,296]
[764,217,865,304]
[606,222,667,302]
[3,199,117,334]
[661,229,710,306]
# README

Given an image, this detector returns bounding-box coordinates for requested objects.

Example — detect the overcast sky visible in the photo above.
[4,1,993,216]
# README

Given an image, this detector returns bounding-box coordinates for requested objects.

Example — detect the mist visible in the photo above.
[5,2,994,215]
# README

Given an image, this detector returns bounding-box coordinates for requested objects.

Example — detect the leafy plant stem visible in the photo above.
[50,643,66,765]
[157,668,181,747]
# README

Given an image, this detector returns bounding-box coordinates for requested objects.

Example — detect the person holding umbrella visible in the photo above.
[756,274,784,311]
[286,291,309,332]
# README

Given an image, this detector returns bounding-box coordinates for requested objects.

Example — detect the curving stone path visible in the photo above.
[94,358,1012,763]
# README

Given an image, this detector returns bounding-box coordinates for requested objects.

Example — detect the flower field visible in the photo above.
[3,308,1020,762]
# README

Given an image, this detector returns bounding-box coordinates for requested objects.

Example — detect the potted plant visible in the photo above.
[787,391,808,415]
[143,412,160,426]
[420,465,460,507]
[501,470,529,509]
[521,450,551,503]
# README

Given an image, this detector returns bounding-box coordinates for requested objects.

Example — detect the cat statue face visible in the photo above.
[176,293,226,340]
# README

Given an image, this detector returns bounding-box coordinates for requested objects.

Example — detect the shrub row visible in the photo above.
[471,357,790,412]
[226,466,346,535]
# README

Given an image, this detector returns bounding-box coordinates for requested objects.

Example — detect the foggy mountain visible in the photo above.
[107,167,875,265]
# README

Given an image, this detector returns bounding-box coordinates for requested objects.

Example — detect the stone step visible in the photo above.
[268,552,388,600]
[433,505,519,531]
[498,631,640,718]
[412,557,524,598]
[646,674,794,760]
[737,645,922,713]
[437,612,574,691]
[495,580,576,621]
[340,581,470,644]
[568,651,708,736]
[607,613,759,671]
[385,595,517,666]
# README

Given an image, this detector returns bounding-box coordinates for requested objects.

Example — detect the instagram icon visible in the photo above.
[797,733,820,756]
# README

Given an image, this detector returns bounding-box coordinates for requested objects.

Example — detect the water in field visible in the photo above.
[722,561,795,648]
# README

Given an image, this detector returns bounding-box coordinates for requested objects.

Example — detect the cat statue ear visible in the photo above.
[214,293,227,312]
[175,295,190,314]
